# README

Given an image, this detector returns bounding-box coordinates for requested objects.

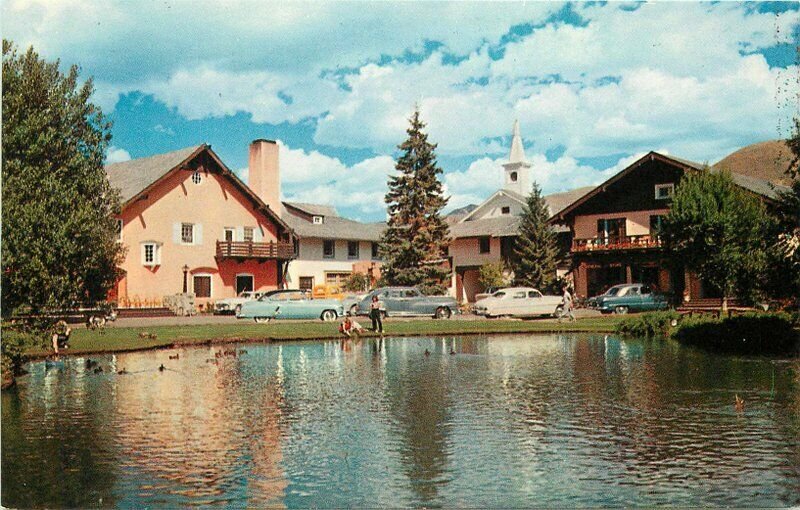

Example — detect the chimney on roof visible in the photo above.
[248,139,281,217]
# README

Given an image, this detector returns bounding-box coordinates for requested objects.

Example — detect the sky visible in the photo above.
[3,1,799,221]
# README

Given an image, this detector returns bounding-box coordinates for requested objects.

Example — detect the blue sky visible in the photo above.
[4,1,798,221]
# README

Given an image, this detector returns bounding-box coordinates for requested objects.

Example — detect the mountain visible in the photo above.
[713,140,796,187]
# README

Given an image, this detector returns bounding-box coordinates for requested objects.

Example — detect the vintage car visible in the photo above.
[343,292,370,316]
[354,287,458,319]
[473,287,563,318]
[587,283,669,314]
[213,290,268,315]
[237,289,343,323]
[474,286,500,303]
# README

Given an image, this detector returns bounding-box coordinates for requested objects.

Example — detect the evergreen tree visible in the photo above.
[2,40,125,318]
[380,109,450,295]
[512,182,558,290]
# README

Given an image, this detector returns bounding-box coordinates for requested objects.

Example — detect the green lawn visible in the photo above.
[28,316,625,357]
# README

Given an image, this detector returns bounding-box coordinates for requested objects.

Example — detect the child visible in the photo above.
[339,316,364,338]
[51,320,72,354]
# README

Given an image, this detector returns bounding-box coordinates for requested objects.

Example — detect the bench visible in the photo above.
[677,298,759,318]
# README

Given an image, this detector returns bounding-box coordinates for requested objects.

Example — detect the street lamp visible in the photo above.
[182,265,189,293]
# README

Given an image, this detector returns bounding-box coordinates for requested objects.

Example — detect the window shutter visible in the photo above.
[253,227,263,242]
[173,223,181,244]
[195,224,203,245]
[236,226,244,242]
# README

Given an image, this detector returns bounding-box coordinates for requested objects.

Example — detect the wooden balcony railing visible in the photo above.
[572,234,662,253]
[216,240,296,260]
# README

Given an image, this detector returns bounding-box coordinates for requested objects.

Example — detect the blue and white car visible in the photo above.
[353,287,458,319]
[237,289,343,323]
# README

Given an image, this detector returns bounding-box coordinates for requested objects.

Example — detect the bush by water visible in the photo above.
[615,311,681,338]
[672,313,799,355]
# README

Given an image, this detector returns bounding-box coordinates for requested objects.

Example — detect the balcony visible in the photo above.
[216,240,296,260]
[572,234,662,253]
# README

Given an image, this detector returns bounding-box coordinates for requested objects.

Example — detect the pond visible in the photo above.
[3,334,800,508]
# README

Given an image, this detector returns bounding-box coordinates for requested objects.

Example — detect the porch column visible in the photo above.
[575,263,588,299]
[625,264,633,284]
[455,270,465,303]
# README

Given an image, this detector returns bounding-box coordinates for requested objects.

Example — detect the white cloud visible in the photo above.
[106,146,131,164]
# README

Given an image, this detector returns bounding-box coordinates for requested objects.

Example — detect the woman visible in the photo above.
[369,294,384,333]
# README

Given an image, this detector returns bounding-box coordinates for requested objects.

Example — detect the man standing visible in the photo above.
[560,287,576,323]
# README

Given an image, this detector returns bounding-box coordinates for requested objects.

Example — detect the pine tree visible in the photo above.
[380,109,450,295]
[512,182,558,290]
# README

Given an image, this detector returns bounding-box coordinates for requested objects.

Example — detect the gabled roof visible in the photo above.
[106,145,204,203]
[281,204,384,241]
[283,202,339,217]
[460,189,527,222]
[106,144,293,235]
[549,151,788,223]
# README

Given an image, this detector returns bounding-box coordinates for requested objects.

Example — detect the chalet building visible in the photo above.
[448,121,591,302]
[106,141,295,308]
[549,151,788,301]
[281,202,384,291]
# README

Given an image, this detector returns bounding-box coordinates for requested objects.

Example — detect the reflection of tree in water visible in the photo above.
[384,342,452,505]
[2,368,118,508]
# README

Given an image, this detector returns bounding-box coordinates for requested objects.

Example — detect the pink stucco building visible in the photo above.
[106,141,295,308]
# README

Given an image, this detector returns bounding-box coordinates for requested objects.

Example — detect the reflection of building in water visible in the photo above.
[111,348,287,506]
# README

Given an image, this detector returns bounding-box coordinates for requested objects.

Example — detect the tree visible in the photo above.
[478,262,509,291]
[661,169,772,312]
[343,272,370,292]
[2,40,124,320]
[379,109,450,295]
[511,182,558,291]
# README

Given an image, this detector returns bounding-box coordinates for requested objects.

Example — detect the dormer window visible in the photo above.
[313,216,324,224]
[510,171,518,182]
[655,183,674,200]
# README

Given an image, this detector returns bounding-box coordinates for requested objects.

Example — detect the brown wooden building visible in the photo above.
[549,152,787,301]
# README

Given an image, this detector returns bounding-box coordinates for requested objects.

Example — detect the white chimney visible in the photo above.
[248,139,281,217]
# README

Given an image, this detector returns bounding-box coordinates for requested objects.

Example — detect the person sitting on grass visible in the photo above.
[339,316,364,338]
[51,320,72,354]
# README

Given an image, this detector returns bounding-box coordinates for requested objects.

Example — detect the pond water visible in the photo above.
[3,334,800,508]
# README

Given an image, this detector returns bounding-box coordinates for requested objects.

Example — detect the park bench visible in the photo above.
[677,298,759,318]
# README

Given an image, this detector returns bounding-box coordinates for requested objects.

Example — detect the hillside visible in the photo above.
[713,140,796,186]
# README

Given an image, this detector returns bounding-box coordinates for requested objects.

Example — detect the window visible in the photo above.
[641,286,651,295]
[510,171,518,182]
[141,242,161,266]
[323,240,335,258]
[325,272,350,287]
[299,277,314,291]
[313,216,324,224]
[181,223,194,244]
[649,215,664,235]
[513,291,526,299]
[293,239,300,256]
[115,219,123,242]
[193,274,212,298]
[243,227,254,242]
[371,242,380,259]
[235,274,254,295]
[348,241,359,259]
[501,206,510,215]
[655,183,674,200]
[191,171,203,185]
[224,228,235,242]
[597,218,626,242]
[479,236,491,254]
[528,291,542,298]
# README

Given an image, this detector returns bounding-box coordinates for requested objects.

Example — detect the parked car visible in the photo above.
[343,292,370,316]
[213,290,268,315]
[237,289,343,323]
[474,286,500,303]
[354,287,458,319]
[587,283,669,314]
[474,287,563,318]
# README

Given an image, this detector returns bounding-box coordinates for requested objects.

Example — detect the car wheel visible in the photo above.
[554,305,564,318]
[254,317,270,324]
[349,304,359,316]
[321,309,337,322]
[435,306,452,319]
[614,306,629,315]
[235,305,242,316]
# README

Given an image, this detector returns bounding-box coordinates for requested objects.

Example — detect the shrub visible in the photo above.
[478,262,508,291]
[615,311,681,338]
[671,313,799,355]
[343,272,371,292]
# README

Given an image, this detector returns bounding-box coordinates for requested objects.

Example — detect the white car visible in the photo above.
[214,291,268,315]
[474,287,563,318]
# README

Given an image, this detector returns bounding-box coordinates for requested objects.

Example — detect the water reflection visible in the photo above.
[3,334,799,508]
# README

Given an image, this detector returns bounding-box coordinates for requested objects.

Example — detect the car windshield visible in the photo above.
[605,286,626,296]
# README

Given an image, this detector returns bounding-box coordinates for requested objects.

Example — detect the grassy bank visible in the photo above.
[26,316,624,357]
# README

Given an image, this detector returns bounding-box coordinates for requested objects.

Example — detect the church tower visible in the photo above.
[502,120,531,196]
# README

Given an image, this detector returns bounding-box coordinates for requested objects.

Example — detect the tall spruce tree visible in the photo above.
[380,109,450,295]
[512,182,558,290]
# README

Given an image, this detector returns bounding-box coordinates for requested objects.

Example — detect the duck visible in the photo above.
[168,353,179,360]
[734,394,745,413]
[158,364,166,372]
[117,368,128,375]
[424,349,431,357]
[449,349,456,355]
[93,366,103,374]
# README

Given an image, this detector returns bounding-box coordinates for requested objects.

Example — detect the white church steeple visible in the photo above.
[502,120,531,196]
